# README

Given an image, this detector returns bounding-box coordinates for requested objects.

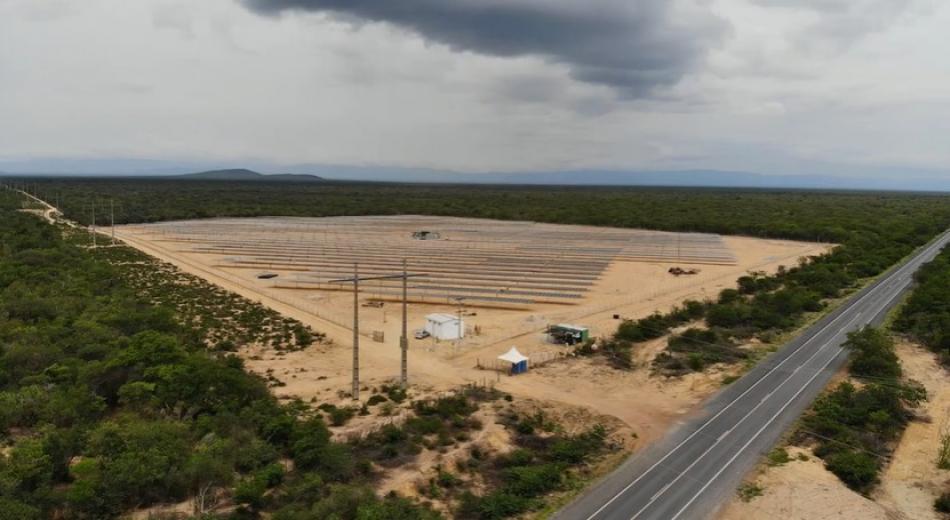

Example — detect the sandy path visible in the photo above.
[17,190,59,224]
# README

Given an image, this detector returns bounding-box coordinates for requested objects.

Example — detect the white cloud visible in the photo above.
[0,0,947,178]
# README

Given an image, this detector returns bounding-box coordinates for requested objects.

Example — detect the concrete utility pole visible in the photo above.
[352,263,360,401]
[111,200,116,245]
[91,200,97,248]
[400,259,409,388]
[328,264,425,399]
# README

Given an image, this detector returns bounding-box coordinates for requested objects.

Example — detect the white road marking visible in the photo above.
[662,260,939,520]
[582,236,948,520]
[650,482,673,502]
[668,342,851,520]
[627,293,899,520]
[586,233,950,520]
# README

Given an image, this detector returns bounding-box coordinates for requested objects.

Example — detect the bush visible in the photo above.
[329,407,356,427]
[845,328,902,380]
[382,385,407,403]
[935,492,950,513]
[458,491,535,520]
[824,450,879,493]
[367,394,388,406]
[737,482,763,502]
[234,478,268,510]
[502,463,564,496]
[766,448,791,467]
[600,340,633,370]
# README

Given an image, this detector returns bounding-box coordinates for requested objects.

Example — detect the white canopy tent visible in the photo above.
[497,347,529,364]
[497,347,529,374]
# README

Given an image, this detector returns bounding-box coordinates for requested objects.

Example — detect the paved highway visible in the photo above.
[556,230,950,520]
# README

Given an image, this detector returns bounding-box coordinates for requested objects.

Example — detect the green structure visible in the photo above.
[548,323,590,345]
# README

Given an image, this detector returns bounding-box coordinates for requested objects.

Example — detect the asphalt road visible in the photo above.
[556,230,950,520]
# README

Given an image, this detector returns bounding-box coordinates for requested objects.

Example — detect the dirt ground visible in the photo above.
[372,395,638,516]
[113,218,829,447]
[718,340,950,520]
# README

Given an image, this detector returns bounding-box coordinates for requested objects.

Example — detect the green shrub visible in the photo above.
[458,491,535,520]
[502,463,564,496]
[766,448,791,467]
[824,450,879,493]
[367,394,388,406]
[737,482,763,502]
[329,407,356,427]
[935,492,950,513]
[382,385,408,403]
[845,328,902,380]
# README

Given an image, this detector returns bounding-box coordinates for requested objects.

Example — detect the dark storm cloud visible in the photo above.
[241,0,727,97]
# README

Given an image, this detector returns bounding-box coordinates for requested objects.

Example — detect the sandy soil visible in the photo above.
[718,340,950,520]
[875,341,950,520]
[113,217,829,449]
[718,446,888,520]
[374,395,637,516]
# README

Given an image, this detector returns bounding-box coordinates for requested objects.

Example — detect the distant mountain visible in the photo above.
[177,169,324,182]
[1,157,947,192]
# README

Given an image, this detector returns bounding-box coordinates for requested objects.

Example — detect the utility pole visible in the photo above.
[400,258,409,388]
[91,199,97,248]
[110,199,116,245]
[457,298,464,341]
[352,263,360,401]
[328,266,425,398]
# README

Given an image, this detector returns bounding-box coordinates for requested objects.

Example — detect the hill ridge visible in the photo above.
[178,168,324,182]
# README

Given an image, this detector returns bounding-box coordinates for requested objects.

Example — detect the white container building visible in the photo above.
[424,313,465,340]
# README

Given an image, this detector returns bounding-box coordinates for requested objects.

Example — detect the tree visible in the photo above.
[844,328,902,380]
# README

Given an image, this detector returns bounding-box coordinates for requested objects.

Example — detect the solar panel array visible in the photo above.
[123,216,736,307]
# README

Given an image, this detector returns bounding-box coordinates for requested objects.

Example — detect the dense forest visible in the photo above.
[0,191,611,519]
[11,178,950,243]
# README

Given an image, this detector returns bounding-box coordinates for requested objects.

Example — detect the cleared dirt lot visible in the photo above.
[115,216,829,441]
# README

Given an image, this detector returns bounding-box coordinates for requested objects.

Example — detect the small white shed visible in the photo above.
[424,313,465,340]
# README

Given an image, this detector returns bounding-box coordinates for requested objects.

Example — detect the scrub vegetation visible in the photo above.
[889,245,950,513]
[894,246,950,364]
[588,194,949,375]
[0,191,612,519]
[97,245,323,353]
[797,328,925,494]
[788,248,948,501]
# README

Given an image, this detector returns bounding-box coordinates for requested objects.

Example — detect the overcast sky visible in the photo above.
[1,0,948,179]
